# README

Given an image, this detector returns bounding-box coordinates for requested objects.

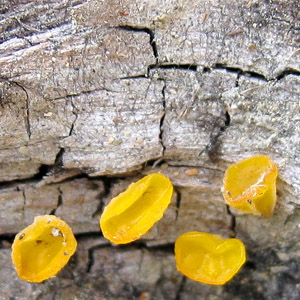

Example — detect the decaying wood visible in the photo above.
[0,0,300,299]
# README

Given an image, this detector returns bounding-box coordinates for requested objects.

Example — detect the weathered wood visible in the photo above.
[1,0,300,299]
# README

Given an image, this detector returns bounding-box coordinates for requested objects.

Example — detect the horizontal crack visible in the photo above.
[119,74,148,80]
[149,63,197,72]
[148,62,300,83]
[212,63,300,82]
[0,156,226,190]
[136,62,300,84]
[0,164,48,190]
[213,63,267,81]
[276,68,300,81]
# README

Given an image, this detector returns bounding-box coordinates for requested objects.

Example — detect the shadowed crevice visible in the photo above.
[199,105,231,162]
[213,63,300,82]
[49,186,63,215]
[119,74,148,80]
[174,276,187,300]
[159,79,167,156]
[91,176,113,218]
[148,63,197,72]
[116,25,158,61]
[35,148,65,183]
[214,63,267,82]
[0,234,15,248]
[54,148,65,167]
[86,243,110,273]
[175,188,182,222]
[226,204,236,237]
[276,68,300,81]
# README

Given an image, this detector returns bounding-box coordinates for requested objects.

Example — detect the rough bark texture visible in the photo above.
[0,0,300,299]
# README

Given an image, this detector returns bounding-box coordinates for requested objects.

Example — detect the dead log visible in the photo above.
[0,0,300,299]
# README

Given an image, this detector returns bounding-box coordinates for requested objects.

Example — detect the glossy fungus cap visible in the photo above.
[100,173,173,244]
[11,215,77,283]
[222,155,278,217]
[175,231,246,285]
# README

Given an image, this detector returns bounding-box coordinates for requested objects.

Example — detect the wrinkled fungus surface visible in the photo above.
[222,155,278,217]
[100,173,173,244]
[11,215,77,283]
[175,232,246,285]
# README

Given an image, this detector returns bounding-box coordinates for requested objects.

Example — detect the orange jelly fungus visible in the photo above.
[222,155,278,217]
[11,215,77,283]
[100,173,173,244]
[175,232,246,285]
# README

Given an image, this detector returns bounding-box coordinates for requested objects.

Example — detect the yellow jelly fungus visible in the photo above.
[100,173,173,244]
[222,155,278,217]
[175,231,246,285]
[11,215,77,283]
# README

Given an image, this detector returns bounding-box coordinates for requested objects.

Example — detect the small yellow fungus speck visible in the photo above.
[175,231,246,285]
[11,215,77,283]
[222,155,278,217]
[100,173,173,244]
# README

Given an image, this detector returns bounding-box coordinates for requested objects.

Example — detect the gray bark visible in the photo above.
[0,0,300,299]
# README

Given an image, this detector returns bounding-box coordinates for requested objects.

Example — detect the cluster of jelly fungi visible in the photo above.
[12,154,278,285]
[11,215,77,283]
[222,155,278,217]
[100,173,173,244]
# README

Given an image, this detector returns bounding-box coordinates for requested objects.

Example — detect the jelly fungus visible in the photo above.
[222,155,278,217]
[175,231,246,285]
[100,173,173,244]
[11,215,77,283]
